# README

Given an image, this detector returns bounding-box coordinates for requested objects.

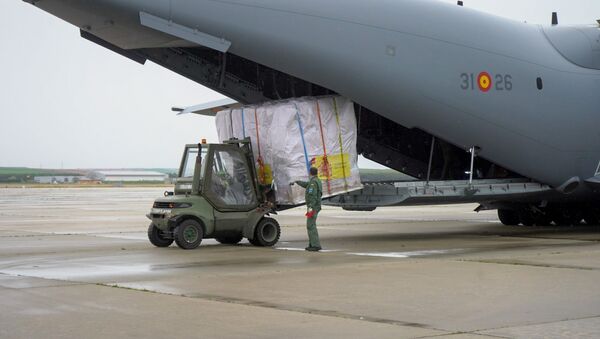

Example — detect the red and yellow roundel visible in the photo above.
[478,72,492,92]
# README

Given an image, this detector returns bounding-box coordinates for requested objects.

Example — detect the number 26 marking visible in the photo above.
[494,74,513,91]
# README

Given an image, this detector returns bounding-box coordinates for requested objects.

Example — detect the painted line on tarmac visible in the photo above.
[348,249,461,258]
[275,247,341,253]
[275,247,461,258]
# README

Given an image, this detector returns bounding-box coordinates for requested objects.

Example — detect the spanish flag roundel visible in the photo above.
[478,72,492,92]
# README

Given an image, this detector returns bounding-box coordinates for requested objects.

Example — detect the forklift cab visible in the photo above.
[147,139,280,250]
[176,143,257,206]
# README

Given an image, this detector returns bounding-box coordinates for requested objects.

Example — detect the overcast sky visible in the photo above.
[1,0,599,169]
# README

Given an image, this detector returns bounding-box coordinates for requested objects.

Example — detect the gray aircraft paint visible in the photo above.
[24,0,600,190]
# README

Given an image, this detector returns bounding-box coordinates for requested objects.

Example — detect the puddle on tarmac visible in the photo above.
[1,264,151,281]
[91,233,148,241]
[275,247,306,251]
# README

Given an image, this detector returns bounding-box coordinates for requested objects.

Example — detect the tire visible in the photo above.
[174,219,203,250]
[248,236,260,246]
[551,211,569,226]
[583,208,600,226]
[147,223,173,248]
[251,217,281,247]
[551,208,582,226]
[519,210,535,227]
[498,209,519,226]
[215,234,244,245]
[533,213,552,227]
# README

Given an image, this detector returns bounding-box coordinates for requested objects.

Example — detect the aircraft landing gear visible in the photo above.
[518,209,535,226]
[497,205,599,227]
[498,208,551,227]
[550,208,582,226]
[583,208,600,226]
[498,209,519,226]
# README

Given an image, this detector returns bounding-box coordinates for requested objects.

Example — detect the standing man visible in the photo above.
[293,167,323,251]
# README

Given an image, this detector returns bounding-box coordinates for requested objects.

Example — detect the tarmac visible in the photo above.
[1,187,600,338]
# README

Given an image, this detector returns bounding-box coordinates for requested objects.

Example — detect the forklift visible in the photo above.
[146,138,280,250]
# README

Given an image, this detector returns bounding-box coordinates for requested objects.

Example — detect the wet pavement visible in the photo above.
[1,188,600,338]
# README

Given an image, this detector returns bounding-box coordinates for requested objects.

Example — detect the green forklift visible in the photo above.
[146,138,281,249]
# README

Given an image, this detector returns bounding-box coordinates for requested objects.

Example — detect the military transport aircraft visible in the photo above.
[23,0,600,226]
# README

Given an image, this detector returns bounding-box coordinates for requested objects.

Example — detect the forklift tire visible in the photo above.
[174,219,203,250]
[250,217,281,247]
[147,223,173,248]
[215,234,244,245]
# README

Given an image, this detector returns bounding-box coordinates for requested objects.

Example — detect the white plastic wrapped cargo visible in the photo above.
[215,96,361,205]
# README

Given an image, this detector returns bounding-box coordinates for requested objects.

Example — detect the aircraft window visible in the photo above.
[537,77,543,90]
[209,150,256,207]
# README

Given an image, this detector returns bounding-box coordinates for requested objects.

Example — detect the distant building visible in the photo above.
[91,170,168,183]
[78,179,102,185]
[34,176,85,184]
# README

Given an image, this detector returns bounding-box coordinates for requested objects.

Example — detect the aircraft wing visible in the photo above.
[172,98,240,117]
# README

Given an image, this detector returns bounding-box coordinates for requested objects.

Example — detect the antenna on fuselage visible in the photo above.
[552,12,559,26]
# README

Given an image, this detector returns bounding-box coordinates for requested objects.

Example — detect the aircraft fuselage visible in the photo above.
[25,0,600,197]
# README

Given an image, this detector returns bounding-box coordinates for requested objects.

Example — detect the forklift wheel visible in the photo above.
[215,234,244,245]
[174,220,203,250]
[147,223,174,248]
[251,217,281,247]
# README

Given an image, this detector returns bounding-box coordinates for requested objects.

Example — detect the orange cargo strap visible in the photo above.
[332,97,349,191]
[254,107,266,184]
[315,99,332,195]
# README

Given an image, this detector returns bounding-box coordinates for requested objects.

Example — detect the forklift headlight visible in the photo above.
[152,202,193,209]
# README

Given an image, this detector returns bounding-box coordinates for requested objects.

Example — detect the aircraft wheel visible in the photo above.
[566,209,583,226]
[533,212,552,226]
[498,209,519,226]
[174,220,203,250]
[551,208,582,226]
[519,210,535,227]
[147,223,173,247]
[551,210,569,226]
[251,217,281,247]
[583,208,600,226]
[215,234,244,245]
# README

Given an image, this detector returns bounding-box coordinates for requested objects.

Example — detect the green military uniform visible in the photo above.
[296,176,323,249]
